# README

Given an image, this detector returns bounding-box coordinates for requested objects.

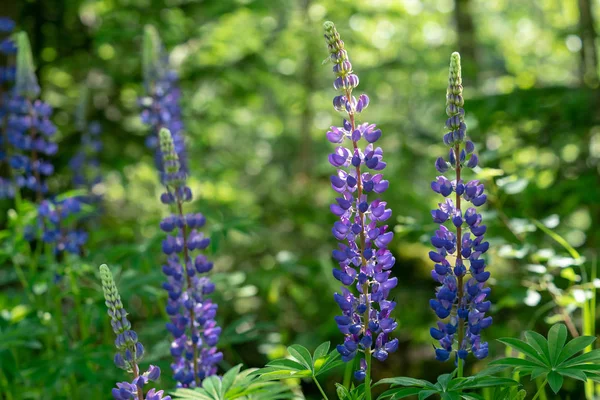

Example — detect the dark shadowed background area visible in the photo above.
[0,0,599,399]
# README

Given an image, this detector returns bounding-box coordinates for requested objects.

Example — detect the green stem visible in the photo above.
[364,345,372,400]
[457,358,464,378]
[313,376,330,400]
[342,359,353,389]
[531,378,547,400]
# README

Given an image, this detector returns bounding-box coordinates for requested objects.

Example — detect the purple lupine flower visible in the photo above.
[70,121,102,191]
[0,18,17,199]
[323,22,398,379]
[4,32,56,201]
[35,197,88,255]
[139,26,187,181]
[158,128,222,387]
[100,264,171,400]
[429,52,490,364]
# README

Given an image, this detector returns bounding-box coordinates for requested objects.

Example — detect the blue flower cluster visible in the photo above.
[100,264,170,400]
[36,198,88,255]
[139,26,187,181]
[323,22,398,380]
[429,53,490,363]
[0,17,17,198]
[4,33,56,200]
[158,128,221,387]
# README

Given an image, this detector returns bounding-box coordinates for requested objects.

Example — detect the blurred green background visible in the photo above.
[0,0,599,399]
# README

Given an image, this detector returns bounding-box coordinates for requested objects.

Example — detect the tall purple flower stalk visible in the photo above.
[4,31,57,201]
[158,128,222,387]
[0,17,16,198]
[323,22,398,388]
[139,25,187,181]
[429,52,491,371]
[99,264,171,400]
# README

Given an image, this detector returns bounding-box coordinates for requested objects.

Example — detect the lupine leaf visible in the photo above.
[377,387,422,400]
[547,371,564,393]
[418,390,438,400]
[489,357,544,369]
[202,376,222,400]
[287,344,313,371]
[315,360,344,376]
[336,383,351,400]
[441,392,460,400]
[267,358,307,371]
[560,349,600,367]
[497,338,548,366]
[221,364,242,395]
[454,376,519,390]
[313,341,330,362]
[530,367,547,380]
[436,372,455,390]
[375,377,429,388]
[547,324,568,366]
[524,331,550,364]
[556,368,587,382]
[556,335,597,365]
[460,394,484,400]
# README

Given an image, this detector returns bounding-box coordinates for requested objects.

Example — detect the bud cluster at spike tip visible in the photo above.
[429,52,490,363]
[323,21,398,381]
[99,265,171,400]
[139,26,187,181]
[0,17,17,198]
[158,128,222,387]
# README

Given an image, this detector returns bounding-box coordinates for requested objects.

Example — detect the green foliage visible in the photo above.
[491,324,600,394]
[335,382,366,400]
[172,364,293,400]
[374,369,519,400]
[253,341,343,381]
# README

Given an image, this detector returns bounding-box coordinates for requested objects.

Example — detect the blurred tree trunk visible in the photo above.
[578,0,599,87]
[454,0,478,86]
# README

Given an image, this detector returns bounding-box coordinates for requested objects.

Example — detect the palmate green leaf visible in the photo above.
[489,357,544,369]
[221,365,242,395]
[524,331,550,363]
[287,344,313,371]
[315,347,343,376]
[556,368,588,382]
[336,383,351,400]
[440,393,460,400]
[453,376,519,390]
[266,358,307,371]
[547,371,564,393]
[460,394,484,400]
[374,376,430,388]
[418,390,438,400]
[556,335,597,365]
[559,349,600,367]
[255,369,312,381]
[378,387,422,400]
[497,338,548,366]
[547,324,568,365]
[530,367,547,380]
[313,341,330,362]
[436,372,455,391]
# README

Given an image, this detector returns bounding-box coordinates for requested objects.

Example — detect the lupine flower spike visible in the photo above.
[5,32,56,200]
[158,128,222,387]
[99,264,170,400]
[140,25,187,181]
[429,52,490,369]
[323,21,398,384]
[0,17,16,198]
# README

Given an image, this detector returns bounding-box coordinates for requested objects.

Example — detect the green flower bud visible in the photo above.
[15,31,40,99]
